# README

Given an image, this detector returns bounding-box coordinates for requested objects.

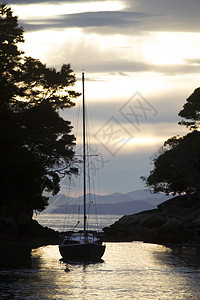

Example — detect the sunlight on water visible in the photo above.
[1,243,200,299]
[33,213,122,231]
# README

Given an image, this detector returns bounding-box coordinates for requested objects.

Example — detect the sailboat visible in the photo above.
[59,72,106,262]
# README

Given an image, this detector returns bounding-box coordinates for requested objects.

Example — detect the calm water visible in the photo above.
[33,213,122,232]
[1,243,200,299]
[1,214,200,299]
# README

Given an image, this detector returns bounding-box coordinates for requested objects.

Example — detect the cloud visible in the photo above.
[9,0,104,3]
[125,0,200,30]
[11,1,200,77]
[47,44,200,75]
[15,0,200,35]
[86,62,200,75]
[19,11,150,33]
[184,58,200,66]
[62,87,189,134]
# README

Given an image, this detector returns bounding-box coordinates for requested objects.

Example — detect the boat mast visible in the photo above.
[82,72,87,235]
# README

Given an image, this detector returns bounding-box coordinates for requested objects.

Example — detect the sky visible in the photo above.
[9,0,200,195]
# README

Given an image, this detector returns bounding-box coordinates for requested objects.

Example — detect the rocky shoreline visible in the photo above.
[103,195,200,245]
[0,217,59,248]
[1,194,200,247]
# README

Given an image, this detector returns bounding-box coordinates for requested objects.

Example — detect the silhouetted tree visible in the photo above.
[141,132,200,195]
[142,88,200,196]
[0,3,24,108]
[179,87,200,130]
[0,3,80,219]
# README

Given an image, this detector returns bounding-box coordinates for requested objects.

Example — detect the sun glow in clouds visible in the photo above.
[141,32,200,65]
[11,1,125,19]
[22,28,83,61]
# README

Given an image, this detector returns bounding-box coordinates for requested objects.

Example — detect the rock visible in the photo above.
[103,194,200,245]
[150,217,188,244]
[25,219,59,248]
[0,217,59,247]
[138,211,166,228]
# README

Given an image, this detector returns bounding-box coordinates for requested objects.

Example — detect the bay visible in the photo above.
[1,214,200,299]
[1,243,200,299]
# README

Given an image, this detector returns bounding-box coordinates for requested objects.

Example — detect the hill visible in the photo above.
[44,189,173,215]
[51,200,154,215]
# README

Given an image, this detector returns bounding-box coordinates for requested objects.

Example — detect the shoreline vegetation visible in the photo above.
[1,194,200,248]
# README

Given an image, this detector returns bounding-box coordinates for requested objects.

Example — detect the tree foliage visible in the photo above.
[0,3,80,217]
[0,3,24,108]
[142,132,200,195]
[142,86,200,196]
[178,87,200,130]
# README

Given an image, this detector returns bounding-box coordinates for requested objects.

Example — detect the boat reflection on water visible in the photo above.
[60,255,105,273]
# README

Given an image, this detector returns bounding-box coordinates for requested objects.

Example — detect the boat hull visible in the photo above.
[59,243,106,262]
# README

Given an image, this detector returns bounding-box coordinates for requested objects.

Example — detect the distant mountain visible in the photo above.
[126,190,153,200]
[75,190,172,205]
[125,190,172,203]
[51,200,154,215]
[43,189,174,215]
[44,193,73,213]
[98,193,134,204]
